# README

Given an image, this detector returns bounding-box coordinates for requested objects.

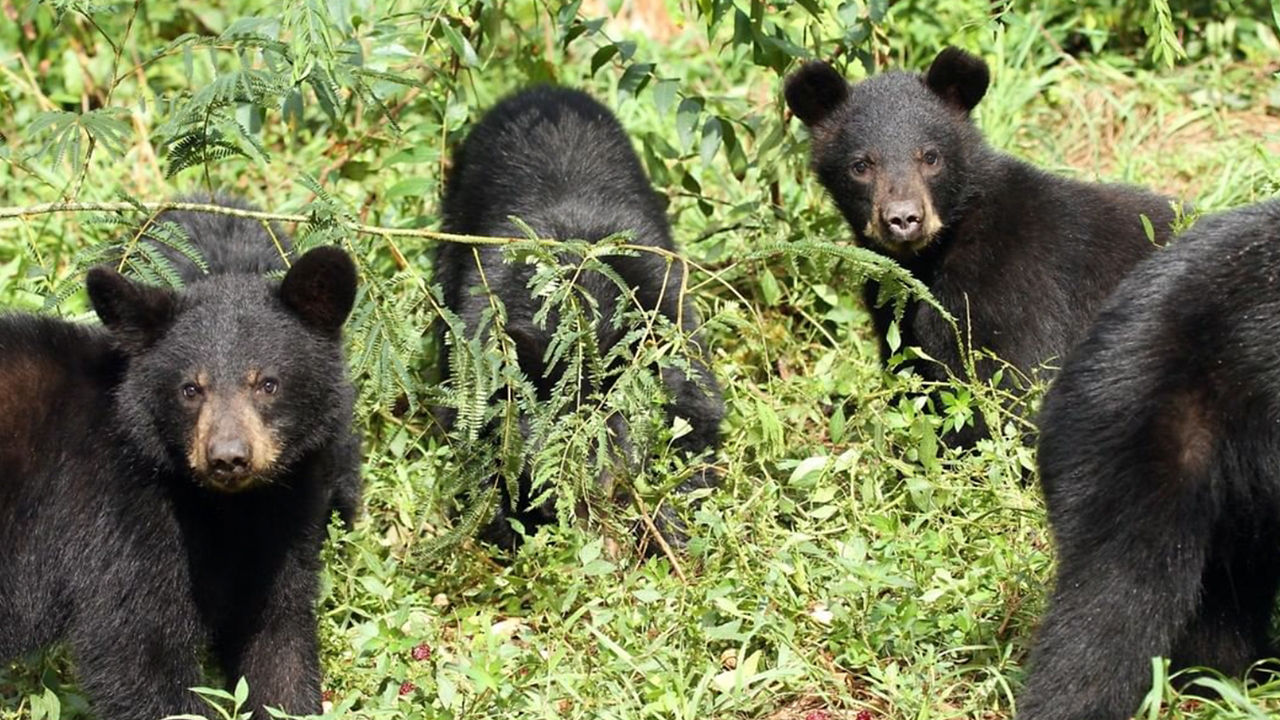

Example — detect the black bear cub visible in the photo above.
[785,48,1177,444]
[1019,199,1280,720]
[143,197,363,525]
[436,86,724,551]
[0,202,360,719]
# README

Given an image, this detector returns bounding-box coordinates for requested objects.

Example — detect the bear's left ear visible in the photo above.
[280,246,357,335]
[924,47,989,115]
[784,61,850,127]
[86,267,177,352]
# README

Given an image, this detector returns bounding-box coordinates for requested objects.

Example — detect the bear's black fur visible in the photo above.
[1019,199,1280,720]
[436,86,723,550]
[142,196,363,525]
[0,206,359,719]
[785,48,1177,444]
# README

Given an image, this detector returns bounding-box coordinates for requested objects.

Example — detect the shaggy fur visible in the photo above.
[0,204,359,719]
[785,47,1177,444]
[145,196,362,523]
[435,86,724,550]
[1019,199,1280,720]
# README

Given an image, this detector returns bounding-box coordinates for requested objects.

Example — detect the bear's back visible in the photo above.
[0,314,130,650]
[435,86,679,333]
[148,196,289,284]
[439,86,670,248]
[0,316,121,487]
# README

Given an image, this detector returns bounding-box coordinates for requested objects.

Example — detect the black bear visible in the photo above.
[139,196,363,525]
[784,47,1177,444]
[1018,198,1280,720]
[435,86,724,551]
[0,204,360,719]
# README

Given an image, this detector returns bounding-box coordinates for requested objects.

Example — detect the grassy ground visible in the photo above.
[2,1,1280,719]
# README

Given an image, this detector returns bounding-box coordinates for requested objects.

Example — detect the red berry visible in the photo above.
[857,711,874,720]
[804,712,830,720]
[411,643,432,661]
[398,681,416,696]
[321,690,334,703]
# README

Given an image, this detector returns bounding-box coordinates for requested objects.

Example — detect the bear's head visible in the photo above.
[785,47,990,259]
[86,246,357,493]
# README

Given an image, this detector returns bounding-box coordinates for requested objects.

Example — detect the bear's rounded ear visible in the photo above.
[280,246,357,335]
[784,61,850,127]
[86,267,176,352]
[924,47,989,115]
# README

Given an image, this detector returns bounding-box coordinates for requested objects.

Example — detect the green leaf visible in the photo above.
[699,116,722,165]
[30,687,59,720]
[233,677,249,708]
[632,588,663,603]
[788,455,829,487]
[829,404,846,444]
[591,44,619,74]
[617,62,654,97]
[758,267,780,306]
[675,97,702,151]
[651,78,678,116]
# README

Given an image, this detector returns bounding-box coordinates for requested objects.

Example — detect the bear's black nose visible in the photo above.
[209,438,251,474]
[883,200,923,240]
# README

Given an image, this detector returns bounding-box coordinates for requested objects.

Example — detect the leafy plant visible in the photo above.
[2,1,1280,719]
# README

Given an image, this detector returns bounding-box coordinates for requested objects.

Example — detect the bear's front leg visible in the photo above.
[322,429,364,529]
[70,604,206,720]
[224,549,324,718]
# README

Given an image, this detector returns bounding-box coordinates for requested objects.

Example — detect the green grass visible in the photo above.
[2,1,1280,718]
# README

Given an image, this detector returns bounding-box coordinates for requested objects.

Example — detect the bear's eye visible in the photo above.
[260,378,279,395]
[923,150,940,165]
[851,159,871,175]
[181,383,202,400]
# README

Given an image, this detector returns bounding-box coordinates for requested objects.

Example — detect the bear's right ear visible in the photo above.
[784,61,849,126]
[86,268,176,352]
[924,47,990,115]
[280,246,357,335]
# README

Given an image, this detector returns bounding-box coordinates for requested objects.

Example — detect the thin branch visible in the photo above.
[0,200,545,244]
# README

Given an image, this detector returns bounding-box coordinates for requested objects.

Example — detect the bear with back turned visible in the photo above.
[436,86,724,551]
[0,202,359,719]
[785,48,1177,444]
[1019,199,1280,720]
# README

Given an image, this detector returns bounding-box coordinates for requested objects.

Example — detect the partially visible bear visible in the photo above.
[0,203,359,719]
[1019,199,1280,720]
[785,47,1177,444]
[436,86,724,551]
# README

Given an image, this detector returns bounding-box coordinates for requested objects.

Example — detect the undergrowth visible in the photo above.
[2,0,1279,718]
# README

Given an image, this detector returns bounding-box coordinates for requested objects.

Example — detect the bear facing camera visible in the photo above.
[785,48,1178,446]
[0,201,360,720]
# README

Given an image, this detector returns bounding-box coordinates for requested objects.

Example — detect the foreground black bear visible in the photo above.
[436,86,724,551]
[0,205,359,719]
[1019,199,1280,720]
[143,198,363,525]
[784,47,1177,444]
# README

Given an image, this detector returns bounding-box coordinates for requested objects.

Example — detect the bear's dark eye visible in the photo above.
[923,150,940,165]
[181,383,202,400]
[851,159,870,175]
[260,378,279,395]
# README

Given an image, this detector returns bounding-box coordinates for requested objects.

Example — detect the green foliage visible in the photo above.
[2,1,1280,719]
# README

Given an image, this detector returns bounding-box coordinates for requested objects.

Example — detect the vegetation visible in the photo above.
[2,0,1279,718]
